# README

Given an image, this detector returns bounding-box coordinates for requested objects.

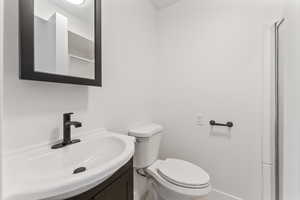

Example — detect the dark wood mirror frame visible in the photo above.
[19,0,102,87]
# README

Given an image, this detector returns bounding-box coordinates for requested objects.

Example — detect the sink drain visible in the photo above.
[73,167,87,174]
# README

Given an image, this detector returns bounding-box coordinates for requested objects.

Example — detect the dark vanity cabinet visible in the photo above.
[67,159,133,200]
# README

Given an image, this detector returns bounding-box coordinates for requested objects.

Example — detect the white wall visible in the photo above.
[3,0,157,153]
[280,0,300,199]
[153,0,282,199]
[0,0,4,198]
[151,0,180,9]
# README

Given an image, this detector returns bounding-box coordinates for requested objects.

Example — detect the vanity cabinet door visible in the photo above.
[92,170,133,200]
[66,159,133,200]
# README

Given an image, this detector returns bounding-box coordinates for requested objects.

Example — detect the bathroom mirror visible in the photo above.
[19,0,101,86]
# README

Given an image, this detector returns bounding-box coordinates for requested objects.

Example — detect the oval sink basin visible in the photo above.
[3,130,135,200]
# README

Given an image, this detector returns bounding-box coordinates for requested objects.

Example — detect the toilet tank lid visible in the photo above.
[129,124,163,138]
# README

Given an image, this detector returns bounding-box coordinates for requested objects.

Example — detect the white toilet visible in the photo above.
[129,124,211,200]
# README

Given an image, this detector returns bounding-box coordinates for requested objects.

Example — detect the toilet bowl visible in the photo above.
[147,159,211,200]
[129,124,211,200]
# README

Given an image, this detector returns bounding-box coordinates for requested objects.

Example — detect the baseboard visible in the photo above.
[208,189,244,200]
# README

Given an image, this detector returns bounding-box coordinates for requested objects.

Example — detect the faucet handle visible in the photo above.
[64,112,74,118]
[64,112,74,115]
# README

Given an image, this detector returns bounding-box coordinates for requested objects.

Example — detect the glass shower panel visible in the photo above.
[278,1,300,199]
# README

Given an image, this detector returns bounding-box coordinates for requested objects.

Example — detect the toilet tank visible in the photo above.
[129,124,163,169]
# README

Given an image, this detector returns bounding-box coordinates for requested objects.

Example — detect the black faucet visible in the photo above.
[51,113,82,149]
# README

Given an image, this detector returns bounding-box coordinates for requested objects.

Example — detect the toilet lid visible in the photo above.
[157,159,210,188]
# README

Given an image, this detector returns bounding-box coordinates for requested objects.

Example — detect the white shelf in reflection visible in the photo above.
[69,54,95,63]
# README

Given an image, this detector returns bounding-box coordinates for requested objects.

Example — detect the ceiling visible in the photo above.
[47,0,181,19]
[50,0,94,21]
[151,0,181,9]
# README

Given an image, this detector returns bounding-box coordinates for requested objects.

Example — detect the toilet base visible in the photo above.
[158,193,209,200]
[152,180,210,200]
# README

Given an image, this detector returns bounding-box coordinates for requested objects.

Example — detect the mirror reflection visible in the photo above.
[34,0,95,79]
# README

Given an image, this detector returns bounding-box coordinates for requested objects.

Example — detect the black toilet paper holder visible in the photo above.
[209,120,234,128]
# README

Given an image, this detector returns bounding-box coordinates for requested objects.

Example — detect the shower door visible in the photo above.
[275,1,300,199]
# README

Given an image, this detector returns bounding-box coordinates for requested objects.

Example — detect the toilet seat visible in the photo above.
[157,159,210,189]
[146,159,211,198]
